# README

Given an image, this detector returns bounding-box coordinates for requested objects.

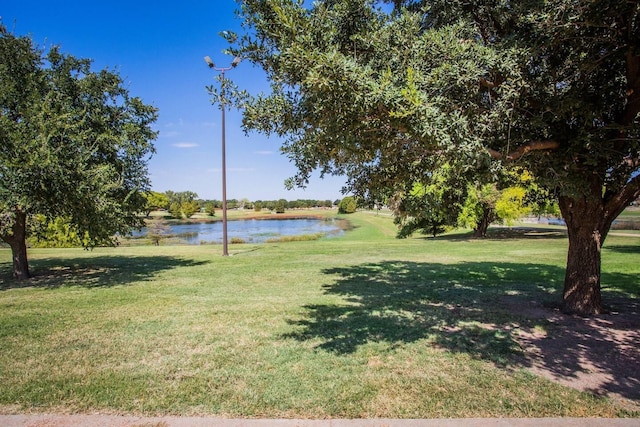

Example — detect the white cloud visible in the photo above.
[160,130,180,138]
[254,150,273,155]
[173,142,200,148]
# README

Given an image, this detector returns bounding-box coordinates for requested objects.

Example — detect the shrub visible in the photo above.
[274,199,287,214]
[204,202,216,216]
[338,196,357,214]
[28,216,87,248]
[169,202,183,219]
[181,200,200,218]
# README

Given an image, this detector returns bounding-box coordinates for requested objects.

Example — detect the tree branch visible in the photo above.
[486,147,502,159]
[604,172,640,221]
[487,140,560,161]
[479,77,500,89]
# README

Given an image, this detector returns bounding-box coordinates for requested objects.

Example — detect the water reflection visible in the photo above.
[146,218,345,244]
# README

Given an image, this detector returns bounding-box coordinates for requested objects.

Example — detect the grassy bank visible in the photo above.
[0,212,638,417]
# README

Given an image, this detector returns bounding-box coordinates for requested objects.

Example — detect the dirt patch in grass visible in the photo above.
[503,295,640,410]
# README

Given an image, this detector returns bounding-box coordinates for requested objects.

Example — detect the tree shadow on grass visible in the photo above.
[286,261,561,360]
[485,226,567,240]
[0,255,209,290]
[605,244,640,255]
[413,227,567,242]
[284,260,640,402]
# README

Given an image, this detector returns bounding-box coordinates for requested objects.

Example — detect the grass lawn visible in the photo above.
[0,211,638,418]
[618,206,640,219]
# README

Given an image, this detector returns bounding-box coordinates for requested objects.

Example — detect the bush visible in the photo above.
[181,200,200,218]
[204,202,216,216]
[274,199,287,214]
[28,216,86,248]
[338,196,357,214]
[169,202,182,219]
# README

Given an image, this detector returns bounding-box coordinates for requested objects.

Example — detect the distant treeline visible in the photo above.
[144,191,340,218]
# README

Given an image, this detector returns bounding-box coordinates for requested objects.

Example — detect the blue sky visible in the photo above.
[2,0,347,201]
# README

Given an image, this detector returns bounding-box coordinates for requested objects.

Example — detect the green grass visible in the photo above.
[617,206,640,219]
[0,212,638,418]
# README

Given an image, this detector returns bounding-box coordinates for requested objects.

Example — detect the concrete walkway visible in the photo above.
[0,415,638,427]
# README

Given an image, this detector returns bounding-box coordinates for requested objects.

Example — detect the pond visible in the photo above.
[145,218,347,245]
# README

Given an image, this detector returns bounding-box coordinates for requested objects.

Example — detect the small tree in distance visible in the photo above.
[146,220,171,246]
[169,203,182,219]
[204,202,216,216]
[144,192,170,217]
[338,197,357,214]
[274,199,287,214]
[457,184,502,238]
[181,200,200,218]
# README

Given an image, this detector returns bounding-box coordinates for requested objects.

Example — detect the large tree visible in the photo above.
[0,26,158,279]
[232,0,640,315]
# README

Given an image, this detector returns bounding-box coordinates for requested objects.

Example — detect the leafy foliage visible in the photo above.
[392,166,466,237]
[232,0,640,209]
[274,199,287,213]
[204,202,217,216]
[338,196,358,214]
[28,216,88,248]
[169,202,183,219]
[457,183,501,237]
[181,200,201,218]
[0,25,157,277]
[495,187,530,227]
[144,191,170,215]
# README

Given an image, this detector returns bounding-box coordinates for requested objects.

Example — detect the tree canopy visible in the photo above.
[232,0,640,315]
[0,25,158,279]
[144,191,171,215]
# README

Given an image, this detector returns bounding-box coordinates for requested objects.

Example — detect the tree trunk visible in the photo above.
[473,207,492,238]
[1,210,30,280]
[558,195,610,316]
